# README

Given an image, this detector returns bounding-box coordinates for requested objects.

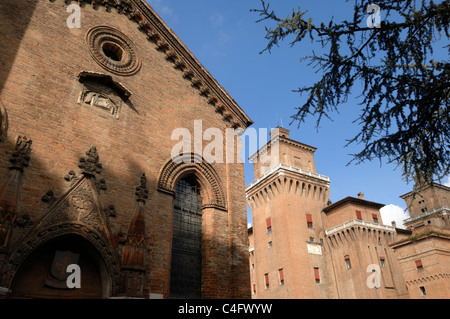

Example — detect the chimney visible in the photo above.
[357,192,365,200]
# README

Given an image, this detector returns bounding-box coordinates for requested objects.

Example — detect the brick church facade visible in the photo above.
[0,0,252,299]
[247,127,450,299]
[1,0,449,301]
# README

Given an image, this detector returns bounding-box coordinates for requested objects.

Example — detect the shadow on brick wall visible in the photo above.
[0,0,37,95]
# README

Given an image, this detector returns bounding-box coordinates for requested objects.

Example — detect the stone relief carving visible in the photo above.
[77,72,132,120]
[0,146,121,294]
[78,80,123,119]
[9,136,32,171]
[0,136,32,251]
[70,195,94,220]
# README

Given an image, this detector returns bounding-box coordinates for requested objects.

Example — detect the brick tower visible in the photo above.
[247,127,410,299]
[246,127,333,298]
[390,177,450,298]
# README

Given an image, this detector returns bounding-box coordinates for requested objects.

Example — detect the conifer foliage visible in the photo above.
[253,0,449,183]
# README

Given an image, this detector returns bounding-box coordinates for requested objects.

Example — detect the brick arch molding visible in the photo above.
[157,153,227,211]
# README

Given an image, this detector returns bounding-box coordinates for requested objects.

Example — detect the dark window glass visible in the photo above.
[169,178,203,299]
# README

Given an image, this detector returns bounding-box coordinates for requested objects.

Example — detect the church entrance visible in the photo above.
[10,234,106,299]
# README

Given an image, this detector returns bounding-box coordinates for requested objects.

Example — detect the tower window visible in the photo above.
[372,214,379,224]
[264,273,269,289]
[345,255,352,269]
[314,267,320,283]
[279,269,284,285]
[266,218,272,233]
[306,214,313,228]
[420,286,427,296]
[416,259,424,270]
[356,210,362,220]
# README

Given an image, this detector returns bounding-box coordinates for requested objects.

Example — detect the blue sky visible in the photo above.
[146,0,449,227]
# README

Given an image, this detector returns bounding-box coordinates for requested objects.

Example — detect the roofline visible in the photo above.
[323,196,385,213]
[134,0,253,129]
[395,228,412,235]
[400,182,450,199]
[248,135,317,161]
[58,0,253,129]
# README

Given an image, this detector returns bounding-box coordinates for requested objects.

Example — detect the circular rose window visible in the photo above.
[86,26,141,76]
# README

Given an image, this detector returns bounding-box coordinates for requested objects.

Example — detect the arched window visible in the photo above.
[169,177,203,299]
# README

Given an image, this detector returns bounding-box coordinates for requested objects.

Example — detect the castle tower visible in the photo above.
[322,195,408,299]
[247,128,409,299]
[246,127,333,298]
[390,179,450,298]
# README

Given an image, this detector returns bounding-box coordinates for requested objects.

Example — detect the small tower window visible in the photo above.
[345,255,352,269]
[420,286,427,296]
[380,257,386,268]
[278,269,284,285]
[356,210,362,220]
[306,214,313,228]
[266,218,272,233]
[314,267,320,283]
[416,259,424,270]
[372,214,379,224]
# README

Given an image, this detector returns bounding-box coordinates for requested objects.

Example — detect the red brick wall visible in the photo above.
[0,0,250,299]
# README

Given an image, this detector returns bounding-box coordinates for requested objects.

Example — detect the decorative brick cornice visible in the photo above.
[133,0,253,130]
[51,0,253,130]
[325,219,396,237]
[405,273,450,286]
[246,163,330,195]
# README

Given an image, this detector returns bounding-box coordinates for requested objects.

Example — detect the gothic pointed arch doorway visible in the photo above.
[10,234,109,299]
